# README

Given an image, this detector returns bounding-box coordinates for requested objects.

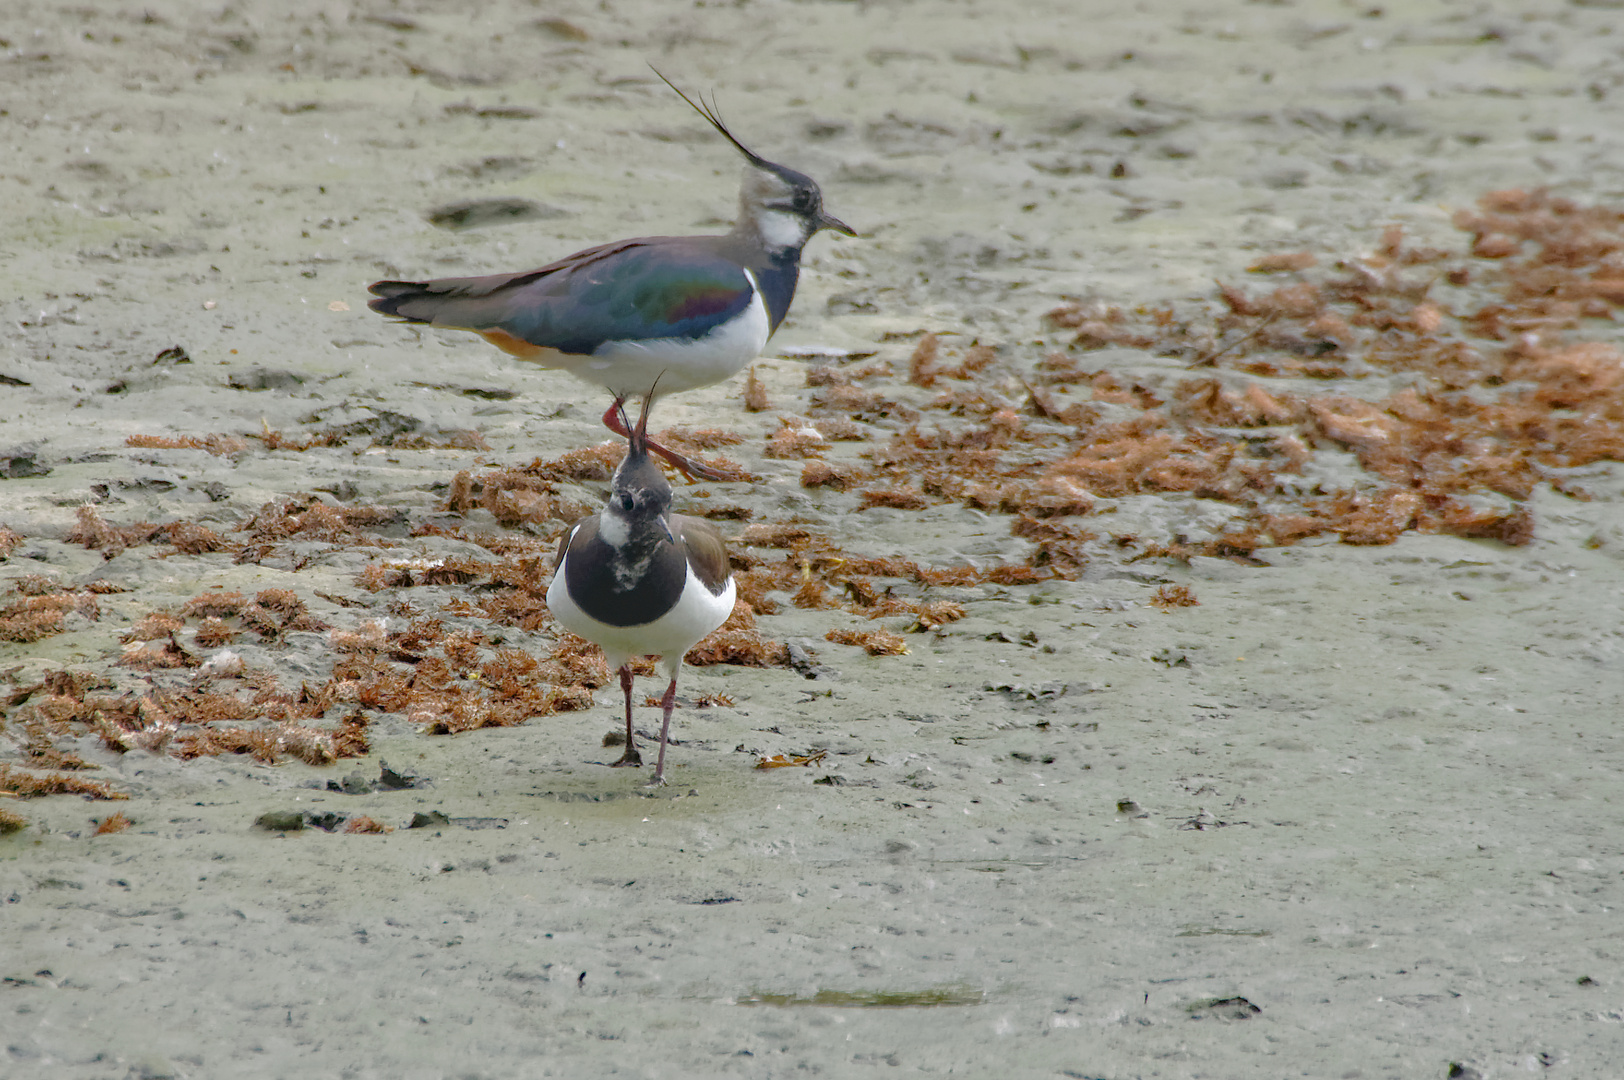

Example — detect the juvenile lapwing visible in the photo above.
[368,71,854,480]
[546,398,736,784]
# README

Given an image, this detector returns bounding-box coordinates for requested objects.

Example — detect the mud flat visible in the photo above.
[2,2,1622,1077]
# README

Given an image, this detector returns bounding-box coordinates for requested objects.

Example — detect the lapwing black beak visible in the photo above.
[818,210,857,238]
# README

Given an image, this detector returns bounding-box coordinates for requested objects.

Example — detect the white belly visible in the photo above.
[560,271,769,399]
[547,558,736,680]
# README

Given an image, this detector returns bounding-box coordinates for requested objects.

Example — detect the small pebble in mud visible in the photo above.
[254,810,305,832]
[1186,996,1261,1021]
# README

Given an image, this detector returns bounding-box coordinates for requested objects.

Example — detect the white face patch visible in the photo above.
[597,510,630,549]
[597,505,664,590]
[757,209,808,252]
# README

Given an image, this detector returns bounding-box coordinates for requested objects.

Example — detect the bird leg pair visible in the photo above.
[611,663,679,786]
[601,398,730,482]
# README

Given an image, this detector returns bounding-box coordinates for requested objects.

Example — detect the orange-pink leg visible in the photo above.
[649,677,678,786]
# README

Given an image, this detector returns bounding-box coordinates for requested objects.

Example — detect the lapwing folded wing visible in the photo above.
[368,71,854,481]
[546,398,736,784]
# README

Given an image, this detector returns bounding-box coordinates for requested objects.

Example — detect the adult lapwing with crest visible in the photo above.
[368,71,853,479]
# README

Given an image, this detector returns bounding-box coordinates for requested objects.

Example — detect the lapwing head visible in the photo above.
[653,69,855,254]
[604,397,675,552]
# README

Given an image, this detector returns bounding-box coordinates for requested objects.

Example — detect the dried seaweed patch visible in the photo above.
[825,627,909,656]
[127,433,250,456]
[0,765,127,801]
[1150,584,1200,611]
[92,811,132,835]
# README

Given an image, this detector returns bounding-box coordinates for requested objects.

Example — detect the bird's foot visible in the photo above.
[650,443,736,483]
[643,771,669,788]
[610,748,643,768]
[600,397,737,483]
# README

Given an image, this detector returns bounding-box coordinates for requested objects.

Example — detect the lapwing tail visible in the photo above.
[367,277,556,360]
[366,281,433,323]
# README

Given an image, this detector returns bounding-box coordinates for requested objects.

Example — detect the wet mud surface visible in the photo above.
[3,2,1623,1077]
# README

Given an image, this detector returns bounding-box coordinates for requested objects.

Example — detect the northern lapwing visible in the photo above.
[546,397,736,784]
[367,71,855,480]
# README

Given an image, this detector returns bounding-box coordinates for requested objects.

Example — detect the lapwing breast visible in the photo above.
[562,526,691,629]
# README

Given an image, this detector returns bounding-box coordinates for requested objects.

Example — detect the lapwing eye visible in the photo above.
[617,493,636,512]
[792,189,814,212]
